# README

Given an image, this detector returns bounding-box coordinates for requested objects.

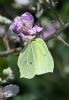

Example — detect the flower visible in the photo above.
[10,12,43,41]
[42,25,56,39]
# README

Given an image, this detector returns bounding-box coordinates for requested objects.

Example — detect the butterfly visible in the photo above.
[18,38,54,79]
[0,84,19,100]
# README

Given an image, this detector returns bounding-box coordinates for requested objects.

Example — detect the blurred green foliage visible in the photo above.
[0,0,69,100]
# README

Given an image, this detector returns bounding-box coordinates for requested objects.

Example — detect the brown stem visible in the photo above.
[46,23,69,40]
[0,22,69,57]
[49,0,64,26]
[2,33,10,50]
[56,35,69,48]
[0,47,22,57]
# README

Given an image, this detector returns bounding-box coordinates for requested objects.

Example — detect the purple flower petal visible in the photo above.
[21,12,34,28]
[3,84,19,98]
[42,26,56,39]
[28,25,43,35]
[9,12,43,41]
[10,17,23,33]
[19,32,35,41]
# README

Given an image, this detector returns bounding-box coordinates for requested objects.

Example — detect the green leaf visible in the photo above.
[18,38,54,79]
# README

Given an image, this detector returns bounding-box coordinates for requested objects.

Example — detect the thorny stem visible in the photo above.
[47,22,69,48]
[46,23,69,40]
[36,0,43,18]
[49,0,64,26]
[56,35,69,47]
[0,22,69,56]
[0,47,22,57]
[0,0,69,57]
[2,33,10,50]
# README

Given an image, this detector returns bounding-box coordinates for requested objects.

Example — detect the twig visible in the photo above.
[56,35,69,47]
[49,0,64,26]
[2,33,10,50]
[36,0,43,18]
[0,47,22,57]
[46,22,69,40]
[0,22,69,56]
[0,22,69,57]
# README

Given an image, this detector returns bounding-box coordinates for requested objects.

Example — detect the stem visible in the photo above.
[0,22,69,57]
[49,0,64,26]
[2,33,10,50]
[46,22,69,40]
[0,47,22,57]
[56,35,69,47]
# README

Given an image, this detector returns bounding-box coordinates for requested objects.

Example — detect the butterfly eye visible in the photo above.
[3,84,19,98]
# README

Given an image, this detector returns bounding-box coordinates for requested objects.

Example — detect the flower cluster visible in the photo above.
[10,12,43,41]
[10,12,58,41]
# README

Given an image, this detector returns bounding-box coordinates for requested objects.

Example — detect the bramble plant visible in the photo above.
[0,0,69,99]
[9,12,54,79]
[0,0,69,80]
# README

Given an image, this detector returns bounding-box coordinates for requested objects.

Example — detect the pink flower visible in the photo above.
[10,12,43,41]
